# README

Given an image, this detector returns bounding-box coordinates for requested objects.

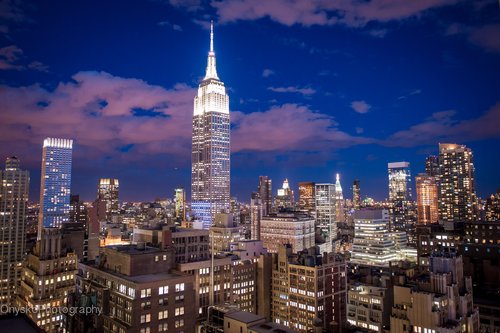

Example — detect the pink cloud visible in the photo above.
[268,86,316,96]
[211,0,459,27]
[232,103,373,152]
[384,103,500,147]
[469,24,500,53]
[351,100,371,113]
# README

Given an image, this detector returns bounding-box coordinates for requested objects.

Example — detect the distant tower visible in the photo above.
[315,183,336,253]
[335,173,345,222]
[415,174,438,224]
[298,182,316,213]
[0,156,29,306]
[174,188,186,221]
[388,162,414,236]
[250,192,263,240]
[438,143,477,222]
[38,138,73,238]
[97,178,119,220]
[258,176,272,215]
[275,178,294,209]
[352,179,361,210]
[191,21,230,229]
[425,155,439,177]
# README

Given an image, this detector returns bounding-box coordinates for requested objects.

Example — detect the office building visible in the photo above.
[0,156,29,306]
[315,183,336,253]
[352,179,361,210]
[260,211,315,253]
[390,253,479,333]
[415,174,438,224]
[38,138,73,236]
[298,182,315,213]
[17,228,78,333]
[275,179,294,209]
[258,176,272,216]
[485,189,500,222]
[97,178,119,220]
[438,143,477,222]
[250,192,263,240]
[210,213,241,253]
[191,22,230,228]
[73,244,196,333]
[69,195,87,225]
[388,162,415,238]
[425,155,439,177]
[174,188,186,220]
[271,245,347,333]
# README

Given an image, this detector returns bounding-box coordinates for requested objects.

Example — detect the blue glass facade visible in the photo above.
[38,138,73,236]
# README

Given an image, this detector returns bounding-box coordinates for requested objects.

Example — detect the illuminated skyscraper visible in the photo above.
[388,162,414,236]
[38,137,73,237]
[315,183,336,253]
[175,187,186,220]
[425,155,439,177]
[191,22,230,229]
[298,182,315,213]
[275,178,294,209]
[258,176,272,215]
[97,178,119,220]
[438,143,477,222]
[335,173,345,222]
[352,179,360,210]
[415,173,438,224]
[0,157,29,306]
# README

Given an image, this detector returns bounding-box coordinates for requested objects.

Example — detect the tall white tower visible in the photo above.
[191,22,230,229]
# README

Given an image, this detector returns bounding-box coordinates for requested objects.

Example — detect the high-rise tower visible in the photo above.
[191,22,230,229]
[438,143,477,222]
[0,157,29,306]
[335,173,345,222]
[97,178,119,220]
[388,162,415,240]
[38,138,73,237]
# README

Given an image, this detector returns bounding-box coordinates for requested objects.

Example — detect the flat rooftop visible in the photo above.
[225,310,264,324]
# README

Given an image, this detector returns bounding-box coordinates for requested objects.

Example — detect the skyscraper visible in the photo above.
[315,183,336,253]
[335,173,345,223]
[38,137,73,237]
[191,22,230,229]
[387,162,413,235]
[275,178,294,209]
[352,179,360,210]
[97,178,119,220]
[415,173,438,224]
[438,143,477,222]
[175,187,186,220]
[258,176,272,215]
[298,182,315,213]
[425,155,439,177]
[0,156,29,306]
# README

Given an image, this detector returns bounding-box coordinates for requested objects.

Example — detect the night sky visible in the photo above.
[1,0,499,203]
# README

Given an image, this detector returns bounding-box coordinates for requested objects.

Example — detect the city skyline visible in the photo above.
[1,0,499,202]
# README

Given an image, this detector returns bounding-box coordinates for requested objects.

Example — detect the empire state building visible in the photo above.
[191,22,230,228]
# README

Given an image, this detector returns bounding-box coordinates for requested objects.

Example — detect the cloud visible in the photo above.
[350,100,371,114]
[268,86,316,96]
[384,103,500,147]
[0,45,49,72]
[262,68,274,77]
[157,21,183,31]
[232,103,372,152]
[355,127,364,134]
[0,71,196,166]
[210,0,459,27]
[469,24,500,53]
[367,28,388,38]
[397,88,422,100]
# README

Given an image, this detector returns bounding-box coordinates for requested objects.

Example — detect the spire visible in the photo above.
[204,20,219,80]
[335,173,343,194]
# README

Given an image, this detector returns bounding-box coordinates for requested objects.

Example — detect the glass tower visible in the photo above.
[388,162,414,235]
[191,22,230,229]
[38,137,73,237]
[315,183,336,253]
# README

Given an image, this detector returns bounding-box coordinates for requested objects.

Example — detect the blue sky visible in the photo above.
[1,0,499,202]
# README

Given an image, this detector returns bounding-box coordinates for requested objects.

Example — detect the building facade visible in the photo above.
[315,183,336,253]
[38,138,73,236]
[257,176,272,216]
[174,188,186,221]
[298,182,315,213]
[0,156,29,306]
[260,211,315,254]
[388,162,415,240]
[191,23,230,229]
[275,179,295,210]
[438,143,477,222]
[97,178,119,221]
[352,179,361,210]
[415,174,438,224]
